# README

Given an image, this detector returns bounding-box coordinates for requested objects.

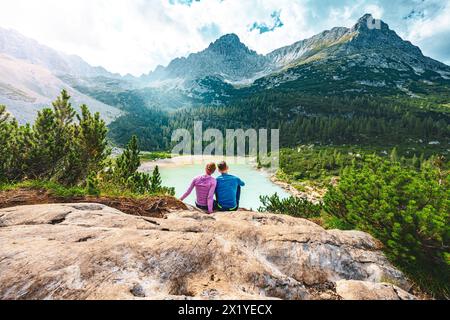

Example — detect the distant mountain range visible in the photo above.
[0,27,124,123]
[141,14,450,100]
[1,14,449,123]
[0,28,119,78]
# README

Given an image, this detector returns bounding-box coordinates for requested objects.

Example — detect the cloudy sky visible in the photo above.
[0,0,449,75]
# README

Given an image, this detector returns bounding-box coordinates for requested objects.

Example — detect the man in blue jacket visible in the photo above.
[215,161,245,211]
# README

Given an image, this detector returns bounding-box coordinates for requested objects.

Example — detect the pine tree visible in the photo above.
[52,89,76,127]
[86,172,100,197]
[417,153,426,170]
[80,105,109,168]
[28,108,58,178]
[0,105,13,181]
[412,154,420,169]
[390,147,399,162]
[11,123,32,181]
[63,105,109,184]
[323,155,449,298]
[151,165,162,192]
[115,135,141,182]
[0,105,9,126]
[52,89,76,175]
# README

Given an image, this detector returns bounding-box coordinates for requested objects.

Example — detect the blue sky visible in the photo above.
[0,0,448,75]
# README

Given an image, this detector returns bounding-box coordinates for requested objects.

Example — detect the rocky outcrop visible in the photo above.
[0,203,416,300]
[146,34,271,85]
[336,280,416,300]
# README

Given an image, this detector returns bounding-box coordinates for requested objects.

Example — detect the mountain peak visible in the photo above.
[215,33,241,44]
[208,33,251,55]
[352,13,389,33]
[345,13,424,56]
[147,32,268,83]
[358,13,375,23]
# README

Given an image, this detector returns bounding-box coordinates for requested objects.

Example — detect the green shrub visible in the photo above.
[86,173,101,197]
[140,152,172,162]
[258,193,322,219]
[321,214,354,230]
[112,136,174,196]
[0,91,110,185]
[0,92,174,198]
[324,155,450,298]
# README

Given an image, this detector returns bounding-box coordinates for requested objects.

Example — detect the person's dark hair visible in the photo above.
[218,161,228,172]
[206,163,216,175]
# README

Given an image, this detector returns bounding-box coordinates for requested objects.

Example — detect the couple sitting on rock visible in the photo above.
[180,161,245,214]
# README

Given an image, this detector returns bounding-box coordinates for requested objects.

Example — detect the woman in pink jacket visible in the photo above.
[180,163,217,214]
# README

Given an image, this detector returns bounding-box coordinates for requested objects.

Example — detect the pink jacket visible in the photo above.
[180,175,217,213]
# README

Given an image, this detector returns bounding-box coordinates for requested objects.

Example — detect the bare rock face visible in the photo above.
[336,280,416,300]
[0,203,416,300]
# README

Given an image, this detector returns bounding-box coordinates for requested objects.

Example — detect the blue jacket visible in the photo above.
[215,173,245,209]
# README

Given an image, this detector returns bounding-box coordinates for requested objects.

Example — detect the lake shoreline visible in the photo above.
[139,155,292,210]
[139,155,324,203]
[139,155,258,172]
[267,175,325,204]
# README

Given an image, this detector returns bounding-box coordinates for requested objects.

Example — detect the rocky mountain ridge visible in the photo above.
[1,14,450,122]
[144,14,450,89]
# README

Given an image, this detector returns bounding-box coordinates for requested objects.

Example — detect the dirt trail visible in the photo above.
[0,188,187,218]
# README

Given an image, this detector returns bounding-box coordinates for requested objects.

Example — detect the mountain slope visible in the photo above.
[268,14,450,73]
[0,53,122,124]
[0,27,117,78]
[267,27,350,68]
[0,28,126,123]
[244,14,450,99]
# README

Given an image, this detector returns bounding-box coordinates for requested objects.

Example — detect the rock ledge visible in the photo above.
[0,203,416,300]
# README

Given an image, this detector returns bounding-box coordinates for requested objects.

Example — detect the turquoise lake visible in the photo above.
[149,161,290,211]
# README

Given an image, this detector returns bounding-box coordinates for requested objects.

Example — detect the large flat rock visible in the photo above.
[0,203,415,300]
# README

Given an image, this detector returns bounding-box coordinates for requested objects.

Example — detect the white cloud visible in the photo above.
[399,1,450,64]
[364,4,384,19]
[404,1,450,41]
[0,0,448,75]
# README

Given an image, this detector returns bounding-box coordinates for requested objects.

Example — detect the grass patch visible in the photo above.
[0,180,87,198]
[140,152,172,162]
[0,179,174,200]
